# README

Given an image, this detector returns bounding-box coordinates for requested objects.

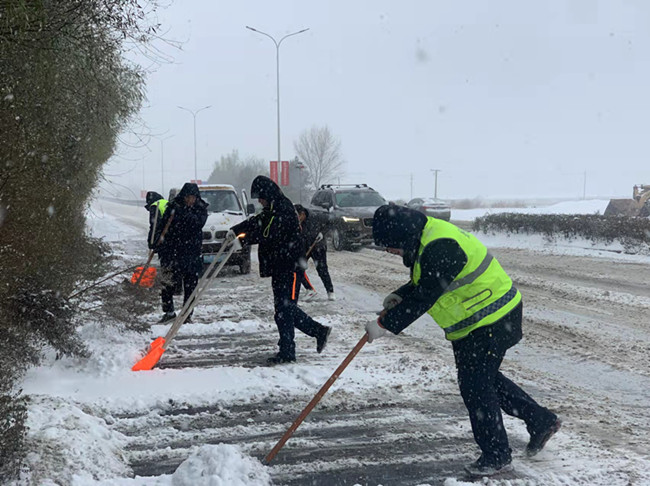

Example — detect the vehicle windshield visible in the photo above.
[335,191,386,208]
[200,190,241,213]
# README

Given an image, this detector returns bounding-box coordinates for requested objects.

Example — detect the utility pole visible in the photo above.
[156,134,174,196]
[430,169,441,199]
[178,105,211,182]
[141,157,146,198]
[246,26,309,170]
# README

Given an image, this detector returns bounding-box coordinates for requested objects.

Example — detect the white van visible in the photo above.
[198,184,255,274]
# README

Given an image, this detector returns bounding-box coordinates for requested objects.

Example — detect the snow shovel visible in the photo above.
[132,235,242,371]
[263,332,369,465]
[131,212,175,288]
[305,232,324,258]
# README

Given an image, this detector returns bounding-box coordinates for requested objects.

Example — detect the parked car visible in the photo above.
[198,184,255,274]
[309,184,387,251]
[407,197,451,221]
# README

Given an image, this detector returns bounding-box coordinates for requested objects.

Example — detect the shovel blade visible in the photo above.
[130,266,157,288]
[132,337,166,371]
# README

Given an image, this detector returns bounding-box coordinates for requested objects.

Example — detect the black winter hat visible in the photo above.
[177,182,201,199]
[251,175,283,201]
[372,204,427,249]
[294,204,309,219]
[144,191,164,209]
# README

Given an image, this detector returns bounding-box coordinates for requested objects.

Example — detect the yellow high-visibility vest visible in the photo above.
[413,217,521,341]
[152,199,168,216]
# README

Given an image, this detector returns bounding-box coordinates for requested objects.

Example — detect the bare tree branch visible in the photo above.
[293,125,345,189]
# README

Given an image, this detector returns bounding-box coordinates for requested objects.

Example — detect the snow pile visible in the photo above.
[171,444,271,486]
[23,397,129,485]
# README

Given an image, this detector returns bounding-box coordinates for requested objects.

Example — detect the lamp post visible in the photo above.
[430,169,441,199]
[246,25,309,169]
[156,134,174,196]
[178,105,211,182]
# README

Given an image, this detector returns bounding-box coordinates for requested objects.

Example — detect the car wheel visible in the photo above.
[331,227,345,251]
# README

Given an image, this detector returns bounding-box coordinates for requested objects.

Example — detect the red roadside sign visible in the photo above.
[270,161,279,183]
[281,161,290,186]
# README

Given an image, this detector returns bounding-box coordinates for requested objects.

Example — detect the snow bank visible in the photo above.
[69,444,270,486]
[453,199,609,221]
[23,397,130,485]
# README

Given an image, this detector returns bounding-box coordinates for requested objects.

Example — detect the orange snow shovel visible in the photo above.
[131,212,174,288]
[132,235,242,371]
[264,332,369,465]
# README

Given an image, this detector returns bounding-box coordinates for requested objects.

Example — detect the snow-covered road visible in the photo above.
[17,199,650,486]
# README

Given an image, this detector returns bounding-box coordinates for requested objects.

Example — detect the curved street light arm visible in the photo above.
[279,28,310,47]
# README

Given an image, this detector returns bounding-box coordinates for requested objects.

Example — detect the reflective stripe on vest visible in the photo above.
[152,199,168,216]
[412,217,521,341]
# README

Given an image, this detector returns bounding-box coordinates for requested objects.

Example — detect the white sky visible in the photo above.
[106,0,650,201]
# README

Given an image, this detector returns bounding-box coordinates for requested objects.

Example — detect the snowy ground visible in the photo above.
[14,198,650,486]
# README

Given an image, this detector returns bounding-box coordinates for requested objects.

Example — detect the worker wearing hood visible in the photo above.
[366,204,560,477]
[231,176,331,363]
[155,183,209,323]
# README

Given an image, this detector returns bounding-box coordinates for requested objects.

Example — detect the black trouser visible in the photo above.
[161,265,199,314]
[299,269,316,292]
[300,245,334,294]
[452,303,557,464]
[272,269,326,359]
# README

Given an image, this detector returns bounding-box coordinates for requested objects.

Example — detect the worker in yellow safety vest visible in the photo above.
[144,191,168,249]
[367,204,561,477]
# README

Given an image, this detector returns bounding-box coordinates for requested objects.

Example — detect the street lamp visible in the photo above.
[178,105,211,182]
[246,25,309,170]
[430,169,441,199]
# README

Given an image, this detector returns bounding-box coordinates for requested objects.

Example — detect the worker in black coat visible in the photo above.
[230,176,331,363]
[294,204,335,301]
[155,182,208,323]
[366,204,560,476]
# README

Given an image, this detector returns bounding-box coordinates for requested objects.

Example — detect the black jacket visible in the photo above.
[144,191,167,250]
[232,176,301,278]
[157,183,209,272]
[372,204,468,335]
[301,208,332,252]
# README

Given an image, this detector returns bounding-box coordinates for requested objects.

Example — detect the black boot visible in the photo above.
[464,454,512,476]
[526,417,561,457]
[316,326,332,354]
[266,353,296,364]
[157,311,176,323]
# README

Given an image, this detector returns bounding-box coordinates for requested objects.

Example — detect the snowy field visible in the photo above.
[13,198,650,486]
[451,199,609,221]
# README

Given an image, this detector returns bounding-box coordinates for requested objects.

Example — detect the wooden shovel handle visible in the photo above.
[264,333,369,465]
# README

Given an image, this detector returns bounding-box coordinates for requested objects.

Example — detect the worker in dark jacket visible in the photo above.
[155,183,208,323]
[366,204,560,477]
[294,204,335,301]
[230,176,331,363]
[144,191,168,249]
[292,204,317,301]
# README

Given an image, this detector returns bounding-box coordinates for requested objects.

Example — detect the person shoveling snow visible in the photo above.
[367,204,561,477]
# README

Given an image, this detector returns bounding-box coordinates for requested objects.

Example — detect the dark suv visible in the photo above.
[308,184,387,251]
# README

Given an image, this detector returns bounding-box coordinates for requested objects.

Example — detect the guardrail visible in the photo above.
[101,197,143,207]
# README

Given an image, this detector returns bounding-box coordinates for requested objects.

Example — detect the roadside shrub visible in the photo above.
[0,1,160,480]
[472,213,650,253]
[0,392,28,480]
